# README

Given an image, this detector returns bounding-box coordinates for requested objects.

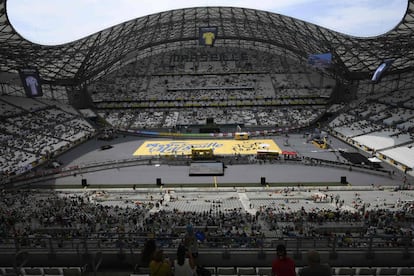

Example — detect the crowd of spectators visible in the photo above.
[0,96,96,179]
[90,47,334,130]
[96,106,325,130]
[0,188,413,251]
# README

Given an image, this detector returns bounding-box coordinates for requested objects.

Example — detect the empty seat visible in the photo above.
[135,267,150,274]
[378,268,398,276]
[257,267,272,276]
[22,268,43,276]
[358,268,377,276]
[217,267,237,275]
[44,268,63,276]
[1,267,20,276]
[62,267,81,276]
[336,268,356,276]
[202,267,216,275]
[399,268,414,276]
[237,267,257,275]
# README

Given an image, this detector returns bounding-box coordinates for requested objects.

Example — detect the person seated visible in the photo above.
[172,243,196,276]
[149,249,172,276]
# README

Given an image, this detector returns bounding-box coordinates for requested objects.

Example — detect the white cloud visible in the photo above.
[310,1,407,37]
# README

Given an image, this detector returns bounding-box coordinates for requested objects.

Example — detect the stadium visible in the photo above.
[0,0,414,275]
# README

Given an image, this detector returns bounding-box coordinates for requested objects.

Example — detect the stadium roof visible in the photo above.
[1,0,414,86]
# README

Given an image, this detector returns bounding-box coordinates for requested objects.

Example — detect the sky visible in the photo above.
[6,0,408,45]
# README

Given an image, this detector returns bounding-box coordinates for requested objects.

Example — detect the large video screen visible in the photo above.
[199,26,218,47]
[18,68,43,97]
[308,52,332,68]
[372,59,394,83]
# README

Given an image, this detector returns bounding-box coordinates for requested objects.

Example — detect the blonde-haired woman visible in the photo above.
[149,249,172,276]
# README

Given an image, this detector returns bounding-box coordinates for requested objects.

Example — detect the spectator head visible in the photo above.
[153,249,165,262]
[143,239,156,254]
[306,250,321,265]
[276,244,287,258]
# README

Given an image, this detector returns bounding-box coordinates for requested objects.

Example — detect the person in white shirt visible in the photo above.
[173,243,196,276]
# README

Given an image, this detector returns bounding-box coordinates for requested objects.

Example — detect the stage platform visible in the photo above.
[133,139,281,156]
[189,161,224,176]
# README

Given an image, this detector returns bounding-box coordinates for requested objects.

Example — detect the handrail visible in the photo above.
[1,234,412,253]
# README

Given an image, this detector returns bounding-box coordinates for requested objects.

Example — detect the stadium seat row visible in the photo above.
[0,266,83,276]
[131,266,414,276]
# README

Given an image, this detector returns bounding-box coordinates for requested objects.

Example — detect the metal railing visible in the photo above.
[1,233,412,254]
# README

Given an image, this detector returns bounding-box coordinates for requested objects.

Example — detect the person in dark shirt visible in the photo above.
[299,250,332,276]
[141,239,157,267]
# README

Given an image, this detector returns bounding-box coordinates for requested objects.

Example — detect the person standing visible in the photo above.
[184,224,199,259]
[141,239,157,267]
[272,244,296,276]
[298,250,332,276]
